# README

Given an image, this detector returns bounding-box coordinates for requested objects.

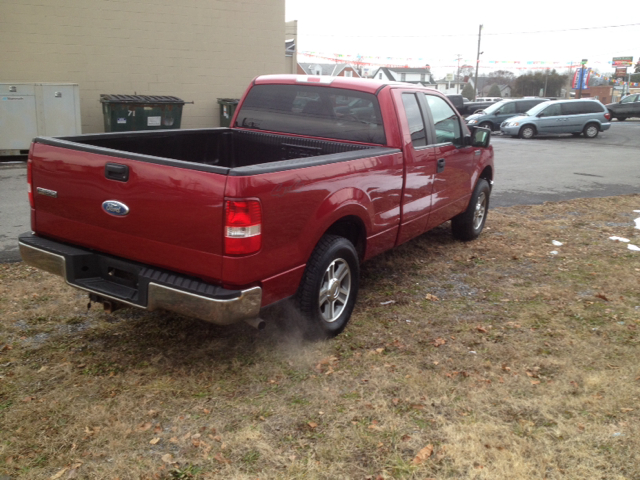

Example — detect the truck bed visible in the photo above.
[35,128,385,175]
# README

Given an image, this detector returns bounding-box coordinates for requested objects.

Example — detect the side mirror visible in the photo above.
[537,113,544,118]
[469,126,491,148]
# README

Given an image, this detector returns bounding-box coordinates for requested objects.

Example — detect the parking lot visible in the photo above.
[1,120,639,263]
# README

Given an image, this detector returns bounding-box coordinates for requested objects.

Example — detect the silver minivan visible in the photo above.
[500,99,611,139]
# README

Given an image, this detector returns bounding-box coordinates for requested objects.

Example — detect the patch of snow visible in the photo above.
[552,240,563,246]
[550,251,558,255]
[609,236,630,243]
[628,244,640,252]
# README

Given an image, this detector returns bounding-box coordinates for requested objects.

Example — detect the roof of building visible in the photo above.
[298,63,360,77]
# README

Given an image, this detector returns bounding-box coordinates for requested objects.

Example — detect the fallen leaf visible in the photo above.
[432,338,446,347]
[530,380,540,385]
[425,294,439,301]
[161,453,174,463]
[375,348,385,354]
[595,293,609,301]
[620,408,634,413]
[214,453,230,464]
[308,422,318,429]
[50,467,68,479]
[150,437,160,445]
[137,422,152,432]
[476,326,487,333]
[412,444,434,464]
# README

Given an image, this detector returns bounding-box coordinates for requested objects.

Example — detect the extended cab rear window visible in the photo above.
[235,84,386,145]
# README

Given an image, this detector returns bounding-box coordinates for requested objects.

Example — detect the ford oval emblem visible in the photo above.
[102,200,130,217]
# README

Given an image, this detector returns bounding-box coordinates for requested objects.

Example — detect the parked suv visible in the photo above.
[500,99,611,139]
[466,98,549,131]
[606,94,640,121]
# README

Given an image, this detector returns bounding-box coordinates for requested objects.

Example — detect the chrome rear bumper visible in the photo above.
[18,233,262,326]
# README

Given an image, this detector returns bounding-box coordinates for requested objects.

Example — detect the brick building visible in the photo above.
[0,0,286,132]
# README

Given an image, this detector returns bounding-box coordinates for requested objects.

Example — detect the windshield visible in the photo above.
[525,101,551,116]
[483,100,510,115]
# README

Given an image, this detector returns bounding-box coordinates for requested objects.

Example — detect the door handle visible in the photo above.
[105,163,129,182]
[437,158,445,173]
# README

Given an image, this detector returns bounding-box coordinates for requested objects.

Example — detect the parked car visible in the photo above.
[466,98,549,131]
[475,97,502,103]
[500,99,611,139]
[19,75,494,339]
[606,94,640,121]
[446,95,503,116]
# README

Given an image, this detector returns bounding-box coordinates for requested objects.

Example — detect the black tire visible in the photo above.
[296,235,359,339]
[519,125,536,139]
[478,121,493,131]
[451,178,491,241]
[583,123,599,139]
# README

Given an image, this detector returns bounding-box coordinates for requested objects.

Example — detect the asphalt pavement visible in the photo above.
[1,120,639,263]
[0,161,29,263]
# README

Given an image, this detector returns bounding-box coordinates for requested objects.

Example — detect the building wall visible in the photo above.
[577,86,613,104]
[0,0,285,133]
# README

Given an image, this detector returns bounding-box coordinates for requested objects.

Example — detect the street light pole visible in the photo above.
[473,25,482,101]
[455,54,462,94]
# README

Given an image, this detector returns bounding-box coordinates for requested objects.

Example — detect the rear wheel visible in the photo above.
[519,125,535,139]
[583,123,599,138]
[296,235,359,339]
[451,179,491,241]
[478,121,493,131]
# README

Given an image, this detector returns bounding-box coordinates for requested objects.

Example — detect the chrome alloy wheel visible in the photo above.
[318,258,351,323]
[473,191,487,230]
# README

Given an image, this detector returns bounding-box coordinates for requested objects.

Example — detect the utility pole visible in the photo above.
[543,68,549,97]
[473,25,482,101]
[455,54,462,94]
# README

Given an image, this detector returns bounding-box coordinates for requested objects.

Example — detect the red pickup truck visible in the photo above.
[19,75,494,338]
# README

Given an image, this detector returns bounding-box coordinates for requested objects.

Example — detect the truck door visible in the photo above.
[392,90,438,245]
[420,93,474,231]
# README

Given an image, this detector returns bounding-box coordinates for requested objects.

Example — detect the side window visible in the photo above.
[401,94,427,147]
[497,102,516,114]
[541,103,562,117]
[424,94,462,147]
[620,95,635,104]
[518,101,535,111]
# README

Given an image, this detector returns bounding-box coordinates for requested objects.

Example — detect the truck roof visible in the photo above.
[254,74,435,96]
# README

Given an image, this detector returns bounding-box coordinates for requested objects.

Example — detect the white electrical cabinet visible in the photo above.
[0,83,82,155]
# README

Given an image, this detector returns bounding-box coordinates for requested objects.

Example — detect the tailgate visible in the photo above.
[30,142,227,283]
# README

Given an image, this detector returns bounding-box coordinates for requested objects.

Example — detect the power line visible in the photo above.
[299,22,640,39]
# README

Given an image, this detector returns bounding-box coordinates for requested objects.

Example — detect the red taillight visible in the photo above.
[224,200,262,255]
[604,112,611,121]
[27,144,34,208]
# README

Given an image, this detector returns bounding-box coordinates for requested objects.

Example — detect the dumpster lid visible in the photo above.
[100,94,185,104]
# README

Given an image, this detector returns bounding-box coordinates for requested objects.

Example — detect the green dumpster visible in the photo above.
[100,94,186,132]
[217,98,239,127]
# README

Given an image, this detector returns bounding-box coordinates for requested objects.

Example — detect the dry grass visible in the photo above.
[1,195,640,479]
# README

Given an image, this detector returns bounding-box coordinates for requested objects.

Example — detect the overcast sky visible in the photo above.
[286,0,639,77]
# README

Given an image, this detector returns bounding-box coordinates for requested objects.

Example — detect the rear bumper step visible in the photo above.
[18,233,262,326]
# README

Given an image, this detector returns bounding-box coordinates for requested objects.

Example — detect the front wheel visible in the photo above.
[478,121,493,131]
[583,123,599,138]
[296,235,360,339]
[519,125,536,139]
[451,179,491,241]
